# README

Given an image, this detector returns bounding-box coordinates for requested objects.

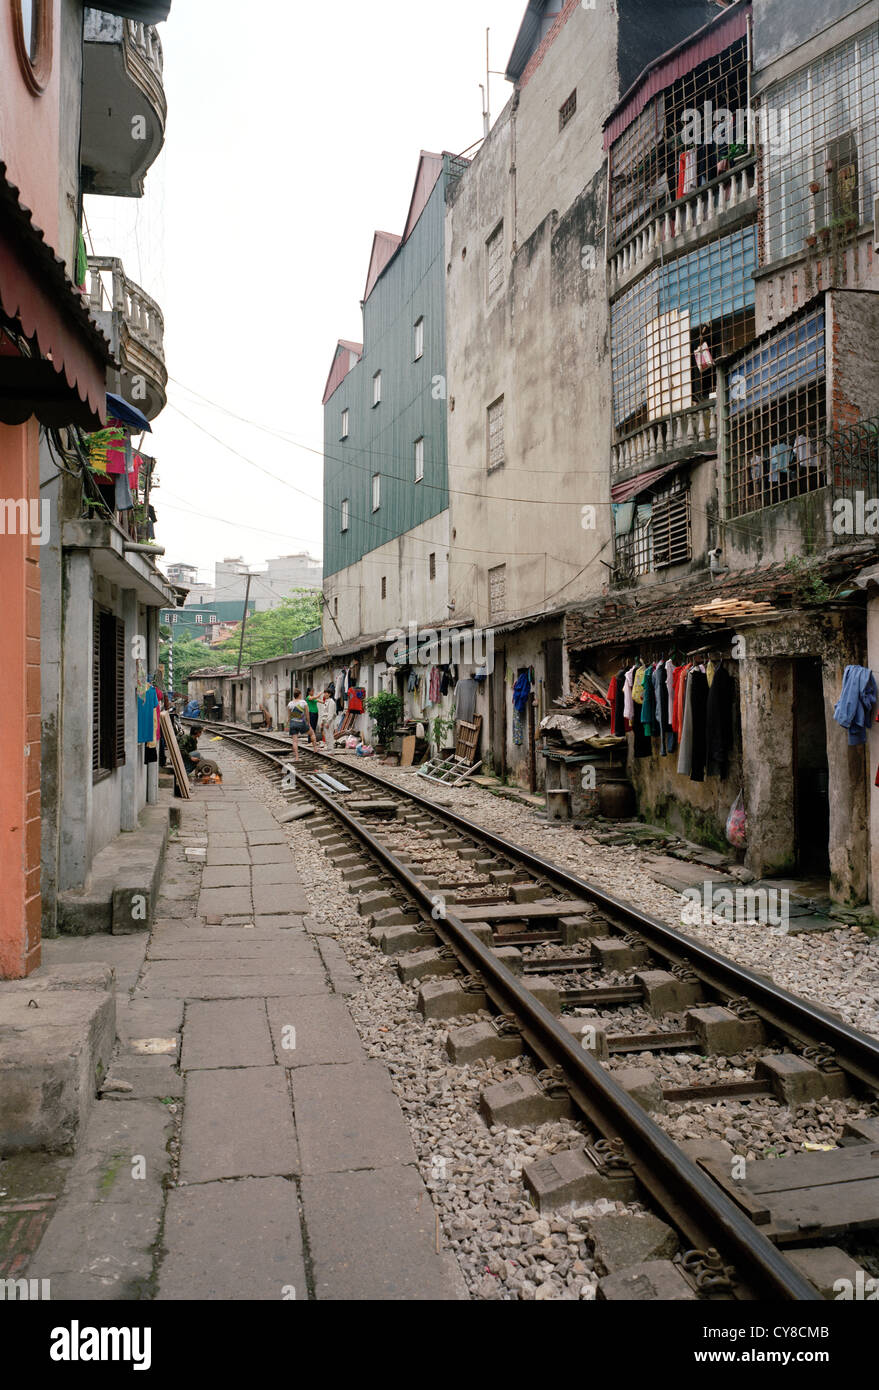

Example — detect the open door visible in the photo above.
[793,657,830,874]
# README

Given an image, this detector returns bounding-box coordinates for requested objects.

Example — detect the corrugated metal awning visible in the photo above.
[0,163,112,429]
[603,2,750,149]
[611,461,683,503]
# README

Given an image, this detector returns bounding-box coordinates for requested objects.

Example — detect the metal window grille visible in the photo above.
[373,371,382,405]
[93,609,126,774]
[381,576,387,599]
[615,483,691,577]
[726,307,827,518]
[414,317,424,360]
[372,474,380,511]
[341,408,349,438]
[429,552,436,580]
[489,564,506,620]
[610,227,756,434]
[486,222,504,298]
[415,436,424,482]
[341,497,349,531]
[609,38,749,249]
[760,27,878,265]
[487,395,505,471]
[559,89,577,132]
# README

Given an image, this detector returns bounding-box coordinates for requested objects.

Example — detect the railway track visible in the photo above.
[186,719,879,1301]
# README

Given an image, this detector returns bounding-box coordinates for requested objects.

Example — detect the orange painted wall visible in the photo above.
[0,0,63,244]
[0,422,42,978]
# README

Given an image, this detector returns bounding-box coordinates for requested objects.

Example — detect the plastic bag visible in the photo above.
[726,791,747,848]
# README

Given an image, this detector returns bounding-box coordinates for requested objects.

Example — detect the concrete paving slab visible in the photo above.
[197,888,253,918]
[116,998,184,1040]
[316,938,360,996]
[265,996,365,1068]
[290,1061,416,1174]
[158,1178,306,1301]
[206,833,249,848]
[254,915,309,931]
[200,865,251,889]
[179,1067,299,1183]
[146,953,320,981]
[139,971,328,1000]
[247,830,286,846]
[251,863,301,886]
[249,844,293,864]
[29,1201,160,1299]
[252,885,310,916]
[205,849,252,866]
[182,998,275,1070]
[154,897,200,920]
[148,939,321,964]
[302,1165,461,1300]
[102,1059,184,1099]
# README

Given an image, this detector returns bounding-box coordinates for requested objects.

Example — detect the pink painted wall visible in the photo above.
[0,0,63,246]
[0,422,42,978]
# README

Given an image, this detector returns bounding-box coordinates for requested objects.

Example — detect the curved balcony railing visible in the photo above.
[611,402,717,478]
[610,159,758,292]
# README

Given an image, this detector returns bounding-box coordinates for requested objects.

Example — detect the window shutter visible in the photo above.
[114,617,127,768]
[92,612,101,774]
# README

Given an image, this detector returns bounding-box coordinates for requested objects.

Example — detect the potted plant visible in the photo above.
[809,180,821,195]
[430,712,456,756]
[365,691,402,750]
[805,234,818,249]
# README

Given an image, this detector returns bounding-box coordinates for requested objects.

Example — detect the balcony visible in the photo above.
[609,160,757,297]
[612,402,717,480]
[81,10,166,197]
[88,255,167,420]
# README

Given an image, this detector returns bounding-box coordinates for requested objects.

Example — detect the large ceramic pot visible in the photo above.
[597,780,636,819]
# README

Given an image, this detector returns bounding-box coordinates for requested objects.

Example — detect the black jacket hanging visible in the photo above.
[688,669,709,782]
[706,665,734,778]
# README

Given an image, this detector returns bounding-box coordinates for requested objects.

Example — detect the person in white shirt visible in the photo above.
[287,688,317,759]
[317,688,337,751]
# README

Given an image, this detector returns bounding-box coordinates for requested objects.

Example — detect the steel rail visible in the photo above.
[198,724,821,1300]
[194,721,879,1091]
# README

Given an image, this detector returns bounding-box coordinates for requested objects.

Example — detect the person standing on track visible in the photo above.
[317,687,337,751]
[305,686,319,740]
[287,688,317,760]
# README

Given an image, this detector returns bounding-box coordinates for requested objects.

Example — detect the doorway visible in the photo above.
[792,658,830,875]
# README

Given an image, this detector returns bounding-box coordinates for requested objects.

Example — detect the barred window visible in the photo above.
[610,227,756,434]
[614,483,691,578]
[726,308,827,518]
[489,564,506,621]
[761,27,878,264]
[92,609,126,776]
[609,38,749,249]
[487,395,505,471]
[559,90,577,132]
[486,222,504,299]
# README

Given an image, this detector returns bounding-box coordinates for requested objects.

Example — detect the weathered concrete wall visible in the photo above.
[752,0,874,75]
[57,0,84,278]
[321,511,450,648]
[737,613,868,900]
[828,290,879,430]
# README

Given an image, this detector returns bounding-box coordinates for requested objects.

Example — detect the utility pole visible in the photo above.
[236,570,253,675]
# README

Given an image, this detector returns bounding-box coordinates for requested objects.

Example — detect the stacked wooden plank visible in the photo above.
[692,598,777,624]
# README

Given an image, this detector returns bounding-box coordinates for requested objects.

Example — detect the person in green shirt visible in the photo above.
[305,686,319,737]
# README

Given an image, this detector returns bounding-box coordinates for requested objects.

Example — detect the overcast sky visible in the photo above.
[84,0,524,586]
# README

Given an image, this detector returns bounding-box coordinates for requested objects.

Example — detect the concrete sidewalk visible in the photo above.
[27,746,465,1301]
